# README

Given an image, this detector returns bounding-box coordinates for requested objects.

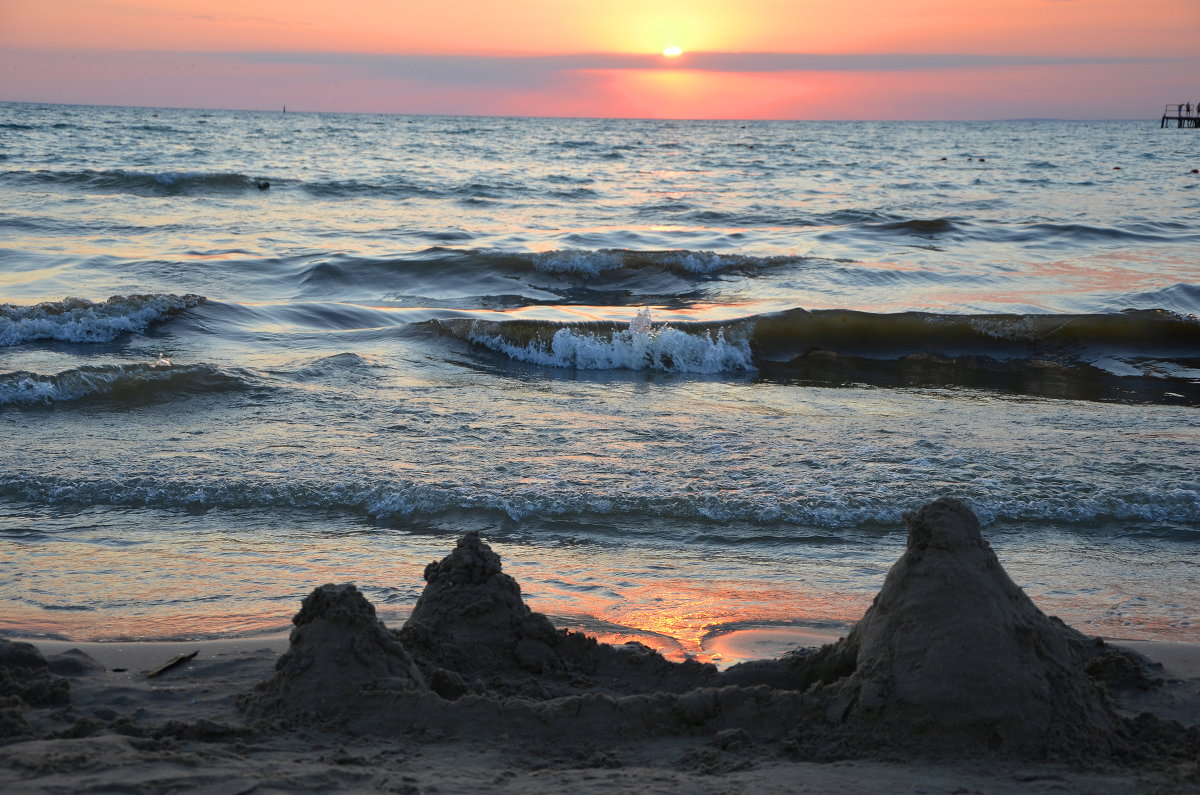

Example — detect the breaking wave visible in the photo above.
[0,294,206,345]
[439,310,755,374]
[432,306,1200,402]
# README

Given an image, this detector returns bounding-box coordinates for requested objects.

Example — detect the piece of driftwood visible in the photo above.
[146,650,198,678]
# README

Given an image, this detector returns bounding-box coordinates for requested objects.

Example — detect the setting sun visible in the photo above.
[662,46,684,57]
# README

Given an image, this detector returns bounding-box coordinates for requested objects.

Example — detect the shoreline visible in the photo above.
[15,630,1200,680]
[4,505,1198,793]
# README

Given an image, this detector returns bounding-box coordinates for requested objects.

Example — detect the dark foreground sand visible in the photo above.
[2,499,1197,794]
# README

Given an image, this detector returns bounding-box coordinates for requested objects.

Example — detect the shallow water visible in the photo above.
[1,103,1197,657]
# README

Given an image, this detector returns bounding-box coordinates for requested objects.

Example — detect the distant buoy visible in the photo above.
[978,158,985,162]
[940,157,947,161]
[1112,166,1121,170]
[1191,169,1198,174]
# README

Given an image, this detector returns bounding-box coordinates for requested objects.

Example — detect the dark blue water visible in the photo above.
[1,102,1197,654]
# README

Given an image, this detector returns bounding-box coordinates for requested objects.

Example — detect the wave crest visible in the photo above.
[528,248,780,276]
[0,362,257,407]
[2,169,264,195]
[451,314,755,374]
[752,307,1200,356]
[434,305,1199,401]
[0,294,206,346]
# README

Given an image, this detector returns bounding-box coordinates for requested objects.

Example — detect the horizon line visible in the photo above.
[0,99,1162,124]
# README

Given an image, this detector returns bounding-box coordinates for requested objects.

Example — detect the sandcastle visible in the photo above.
[243,498,1174,760]
[776,497,1135,758]
[398,531,716,698]
[241,583,426,717]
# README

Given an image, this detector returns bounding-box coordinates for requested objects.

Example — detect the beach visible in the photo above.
[3,501,1199,792]
[4,640,1197,793]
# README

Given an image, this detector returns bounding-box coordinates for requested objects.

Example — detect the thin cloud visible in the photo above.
[236,50,1160,80]
[186,14,316,27]
[669,52,1156,71]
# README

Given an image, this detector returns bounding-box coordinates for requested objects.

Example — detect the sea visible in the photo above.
[1,101,1198,662]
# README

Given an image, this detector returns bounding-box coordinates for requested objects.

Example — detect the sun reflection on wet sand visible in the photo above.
[1,511,876,653]
[702,627,843,668]
[4,506,1197,654]
[574,578,858,663]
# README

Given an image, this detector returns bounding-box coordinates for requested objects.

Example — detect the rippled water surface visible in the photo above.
[1,102,1197,655]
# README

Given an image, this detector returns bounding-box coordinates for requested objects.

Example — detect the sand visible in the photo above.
[2,499,1198,793]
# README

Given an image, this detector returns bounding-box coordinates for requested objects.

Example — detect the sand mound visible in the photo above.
[242,535,714,729]
[780,497,1131,758]
[0,639,70,708]
[241,583,426,718]
[0,638,69,742]
[399,531,716,698]
[399,530,558,679]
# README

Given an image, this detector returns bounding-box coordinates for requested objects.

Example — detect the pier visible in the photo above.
[1161,104,1200,128]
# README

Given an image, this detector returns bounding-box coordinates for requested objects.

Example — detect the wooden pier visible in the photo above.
[1161,104,1200,128]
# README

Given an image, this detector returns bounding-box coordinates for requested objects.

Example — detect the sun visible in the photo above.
[662,46,684,57]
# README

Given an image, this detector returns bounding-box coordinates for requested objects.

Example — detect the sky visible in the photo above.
[1,0,1197,120]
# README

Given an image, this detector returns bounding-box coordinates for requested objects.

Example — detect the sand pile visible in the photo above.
[398,531,715,698]
[241,583,427,718]
[771,497,1135,759]
[241,534,715,734]
[399,530,562,682]
[0,639,69,740]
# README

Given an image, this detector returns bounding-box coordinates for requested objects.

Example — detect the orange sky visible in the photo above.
[1,0,1197,118]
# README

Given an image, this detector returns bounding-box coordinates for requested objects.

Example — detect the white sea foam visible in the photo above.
[0,376,62,405]
[469,321,755,374]
[2,473,1197,531]
[0,294,205,346]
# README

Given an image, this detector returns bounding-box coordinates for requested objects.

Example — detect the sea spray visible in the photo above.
[466,308,755,374]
